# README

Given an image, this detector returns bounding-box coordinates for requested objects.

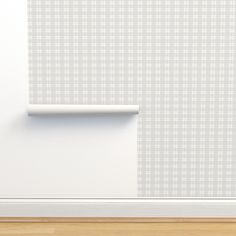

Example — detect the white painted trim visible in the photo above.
[0,199,236,217]
[28,105,139,115]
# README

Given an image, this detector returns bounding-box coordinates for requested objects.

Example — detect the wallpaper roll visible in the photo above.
[28,0,236,198]
[28,104,139,115]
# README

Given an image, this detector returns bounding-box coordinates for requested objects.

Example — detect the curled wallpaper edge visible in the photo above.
[28,104,140,115]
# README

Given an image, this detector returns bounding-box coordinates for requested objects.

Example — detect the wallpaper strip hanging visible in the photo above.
[28,0,236,198]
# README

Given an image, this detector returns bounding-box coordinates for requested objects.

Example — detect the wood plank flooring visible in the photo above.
[0,220,236,236]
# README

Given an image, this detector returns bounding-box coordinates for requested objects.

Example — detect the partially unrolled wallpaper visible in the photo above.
[28,0,236,198]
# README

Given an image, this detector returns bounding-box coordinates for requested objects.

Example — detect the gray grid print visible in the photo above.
[28,0,236,198]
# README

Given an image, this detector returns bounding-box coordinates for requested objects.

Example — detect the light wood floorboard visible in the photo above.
[0,222,236,236]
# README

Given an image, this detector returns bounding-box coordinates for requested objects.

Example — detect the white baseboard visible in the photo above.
[0,199,236,217]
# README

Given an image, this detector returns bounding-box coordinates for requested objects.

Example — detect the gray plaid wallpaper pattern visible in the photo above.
[28,0,236,198]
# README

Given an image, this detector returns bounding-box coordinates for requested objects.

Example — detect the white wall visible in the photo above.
[0,0,137,198]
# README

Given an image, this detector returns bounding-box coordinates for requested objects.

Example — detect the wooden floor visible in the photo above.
[1,221,236,236]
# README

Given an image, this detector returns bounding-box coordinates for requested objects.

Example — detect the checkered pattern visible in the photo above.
[28,0,236,198]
